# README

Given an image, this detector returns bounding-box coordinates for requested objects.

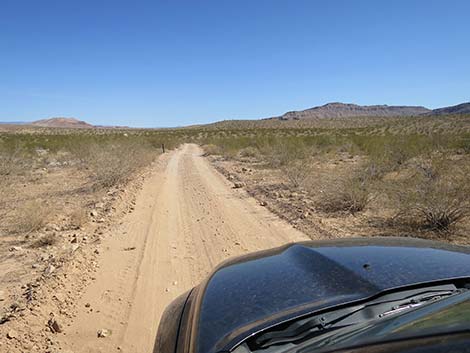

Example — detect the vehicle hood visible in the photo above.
[192,237,470,353]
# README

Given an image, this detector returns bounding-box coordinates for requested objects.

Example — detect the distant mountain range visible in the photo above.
[1,102,469,128]
[427,102,470,116]
[267,102,470,120]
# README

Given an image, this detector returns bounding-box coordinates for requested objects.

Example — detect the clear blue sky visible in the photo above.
[1,0,469,127]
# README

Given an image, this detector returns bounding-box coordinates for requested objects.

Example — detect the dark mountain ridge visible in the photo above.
[267,101,470,121]
[427,102,470,116]
[268,102,430,120]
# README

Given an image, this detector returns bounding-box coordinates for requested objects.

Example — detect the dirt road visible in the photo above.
[62,144,308,353]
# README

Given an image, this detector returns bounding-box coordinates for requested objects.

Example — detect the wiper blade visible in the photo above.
[253,309,356,348]
[378,290,455,318]
[250,284,462,350]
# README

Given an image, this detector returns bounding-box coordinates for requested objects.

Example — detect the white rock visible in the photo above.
[97,328,112,338]
[6,329,17,339]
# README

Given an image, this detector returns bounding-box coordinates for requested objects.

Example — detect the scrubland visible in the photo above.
[0,127,185,334]
[2,115,469,258]
[199,115,470,243]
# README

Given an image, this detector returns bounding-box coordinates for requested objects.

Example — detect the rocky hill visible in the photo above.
[428,102,470,115]
[31,117,93,128]
[268,102,430,120]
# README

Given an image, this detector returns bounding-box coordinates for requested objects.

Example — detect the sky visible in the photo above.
[1,0,469,127]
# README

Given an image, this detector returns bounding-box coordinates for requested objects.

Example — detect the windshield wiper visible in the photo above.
[249,284,463,350]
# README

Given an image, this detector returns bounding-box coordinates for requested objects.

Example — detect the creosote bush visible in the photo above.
[390,156,470,230]
[12,200,51,235]
[69,208,88,229]
[238,146,259,159]
[282,160,311,188]
[202,144,222,156]
[81,141,157,190]
[317,174,372,214]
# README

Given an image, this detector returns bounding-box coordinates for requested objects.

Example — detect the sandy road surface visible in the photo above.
[63,144,308,353]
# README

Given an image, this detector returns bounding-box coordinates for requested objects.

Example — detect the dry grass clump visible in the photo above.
[81,141,156,190]
[0,152,16,176]
[69,208,88,229]
[12,200,51,235]
[202,144,223,156]
[261,139,310,167]
[238,146,260,159]
[389,156,470,231]
[317,175,372,214]
[0,147,31,177]
[31,233,57,248]
[282,160,312,188]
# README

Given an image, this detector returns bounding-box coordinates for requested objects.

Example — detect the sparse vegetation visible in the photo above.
[0,128,184,253]
[389,156,470,231]
[31,233,57,248]
[317,174,372,214]
[200,114,470,241]
[84,141,156,190]
[12,200,52,235]
[69,208,88,229]
[282,160,311,188]
[1,115,469,249]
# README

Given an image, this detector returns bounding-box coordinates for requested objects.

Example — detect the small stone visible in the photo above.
[97,328,112,338]
[7,329,17,339]
[44,264,56,276]
[260,201,267,206]
[71,244,80,253]
[9,246,22,252]
[0,290,5,301]
[85,303,91,308]
[94,249,100,255]
[90,210,98,217]
[32,263,39,269]
[48,319,62,333]
[233,182,245,189]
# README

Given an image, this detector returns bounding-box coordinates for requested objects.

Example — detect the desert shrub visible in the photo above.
[75,141,156,190]
[352,134,437,172]
[0,152,16,176]
[31,234,57,248]
[202,144,222,156]
[12,200,51,234]
[317,176,371,214]
[0,144,32,177]
[314,162,374,214]
[260,139,310,167]
[389,157,470,230]
[69,208,88,229]
[282,160,311,188]
[238,146,259,159]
